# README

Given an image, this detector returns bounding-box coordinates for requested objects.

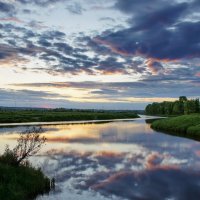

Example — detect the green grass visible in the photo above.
[0,109,139,123]
[151,114,200,138]
[0,163,51,200]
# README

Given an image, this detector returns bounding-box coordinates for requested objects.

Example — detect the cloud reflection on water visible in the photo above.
[1,120,200,199]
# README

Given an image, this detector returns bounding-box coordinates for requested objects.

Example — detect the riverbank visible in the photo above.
[151,114,200,138]
[0,162,51,200]
[0,110,139,124]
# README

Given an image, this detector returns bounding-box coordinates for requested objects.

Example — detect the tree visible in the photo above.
[195,98,200,113]
[184,99,198,114]
[179,96,187,102]
[0,127,46,166]
[145,96,200,116]
[172,101,182,115]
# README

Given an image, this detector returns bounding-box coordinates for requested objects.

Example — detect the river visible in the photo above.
[0,116,200,200]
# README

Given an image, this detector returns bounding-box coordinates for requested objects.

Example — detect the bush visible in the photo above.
[0,127,52,200]
[151,114,200,139]
[0,127,46,166]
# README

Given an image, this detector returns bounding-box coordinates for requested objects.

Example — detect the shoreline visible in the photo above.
[0,115,166,127]
[151,114,200,140]
[0,118,138,127]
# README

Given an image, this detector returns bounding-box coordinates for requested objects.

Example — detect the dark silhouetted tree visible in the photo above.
[0,127,46,166]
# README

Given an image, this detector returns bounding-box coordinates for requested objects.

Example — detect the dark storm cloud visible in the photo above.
[114,0,198,19]
[0,1,15,15]
[130,3,188,30]
[94,21,200,60]
[114,0,164,14]
[92,0,200,60]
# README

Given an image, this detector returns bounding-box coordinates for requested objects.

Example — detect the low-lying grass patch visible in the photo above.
[0,109,139,123]
[151,114,200,138]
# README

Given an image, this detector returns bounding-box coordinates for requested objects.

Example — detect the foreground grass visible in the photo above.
[151,114,200,138]
[0,163,50,200]
[0,109,139,123]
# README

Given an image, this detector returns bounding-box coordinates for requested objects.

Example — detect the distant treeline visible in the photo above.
[0,107,143,114]
[145,96,200,116]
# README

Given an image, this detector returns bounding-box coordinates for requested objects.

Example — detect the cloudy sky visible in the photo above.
[0,0,199,109]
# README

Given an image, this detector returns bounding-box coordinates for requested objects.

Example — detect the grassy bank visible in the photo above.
[151,114,200,138]
[0,109,139,123]
[0,163,50,200]
[0,129,51,200]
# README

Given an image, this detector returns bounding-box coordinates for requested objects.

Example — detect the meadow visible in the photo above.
[0,109,139,123]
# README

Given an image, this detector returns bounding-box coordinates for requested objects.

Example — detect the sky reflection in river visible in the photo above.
[0,118,200,200]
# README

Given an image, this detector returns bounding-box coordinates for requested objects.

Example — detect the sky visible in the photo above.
[0,0,200,109]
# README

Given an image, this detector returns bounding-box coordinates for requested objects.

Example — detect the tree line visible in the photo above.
[145,96,200,115]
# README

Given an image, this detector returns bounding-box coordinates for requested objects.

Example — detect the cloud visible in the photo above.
[17,0,70,7]
[40,30,66,40]
[145,60,164,75]
[94,21,200,60]
[0,17,23,23]
[12,76,200,100]
[27,20,48,29]
[0,88,71,108]
[90,0,200,60]
[99,17,115,23]
[0,1,15,15]
[0,0,199,107]
[66,2,84,15]
[0,88,68,101]
[1,23,145,76]
[88,169,200,199]
[130,3,189,30]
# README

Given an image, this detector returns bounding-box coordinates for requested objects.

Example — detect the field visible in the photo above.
[151,114,200,138]
[0,109,139,123]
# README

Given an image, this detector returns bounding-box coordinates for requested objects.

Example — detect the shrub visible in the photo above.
[0,127,46,166]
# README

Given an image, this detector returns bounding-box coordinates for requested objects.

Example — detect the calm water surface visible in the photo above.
[0,116,200,200]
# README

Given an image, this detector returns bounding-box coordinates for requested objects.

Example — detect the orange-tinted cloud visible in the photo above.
[145,59,164,75]
[93,37,132,57]
[0,17,23,23]
[145,152,179,170]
